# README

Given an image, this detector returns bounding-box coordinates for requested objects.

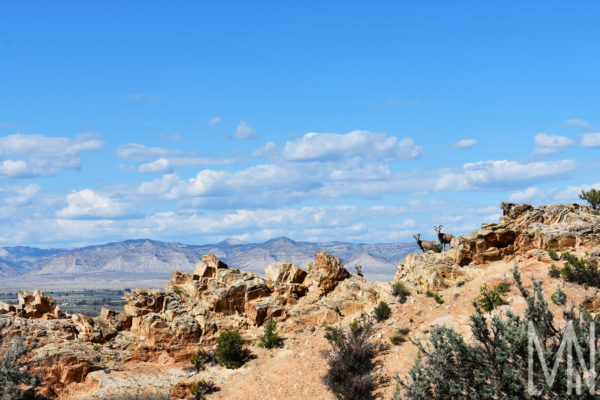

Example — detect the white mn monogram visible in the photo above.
[528,321,597,395]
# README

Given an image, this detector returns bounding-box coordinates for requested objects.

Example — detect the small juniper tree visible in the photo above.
[579,188,600,210]
[475,282,510,312]
[189,380,217,400]
[190,349,213,372]
[323,319,377,400]
[394,267,600,399]
[215,327,245,369]
[373,301,391,322]
[258,319,282,349]
[0,335,49,400]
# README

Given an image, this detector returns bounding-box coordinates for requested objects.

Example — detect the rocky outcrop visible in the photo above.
[265,262,308,305]
[0,289,65,319]
[0,250,379,398]
[394,252,471,290]
[395,202,600,290]
[307,250,351,295]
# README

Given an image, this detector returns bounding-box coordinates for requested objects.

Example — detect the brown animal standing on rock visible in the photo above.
[412,233,437,253]
[434,225,454,251]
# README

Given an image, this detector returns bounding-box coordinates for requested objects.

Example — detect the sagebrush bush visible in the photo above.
[190,348,214,372]
[551,286,566,306]
[391,281,410,303]
[373,301,391,321]
[548,249,560,261]
[215,327,245,369]
[258,319,282,349]
[323,319,377,400]
[0,335,49,400]
[395,268,600,399]
[476,282,510,312]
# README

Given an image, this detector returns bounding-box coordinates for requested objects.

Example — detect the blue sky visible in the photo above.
[1,1,599,247]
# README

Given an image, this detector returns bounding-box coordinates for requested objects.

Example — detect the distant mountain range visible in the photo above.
[0,237,418,290]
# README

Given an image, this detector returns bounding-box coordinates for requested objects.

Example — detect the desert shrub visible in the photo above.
[558,252,600,287]
[215,327,245,369]
[373,301,391,322]
[323,319,377,400]
[432,243,443,253]
[0,335,49,400]
[548,249,560,261]
[475,282,510,312]
[390,327,410,345]
[551,286,566,306]
[258,319,282,349]
[391,281,411,303]
[190,380,217,400]
[394,268,600,399]
[190,348,214,372]
[579,188,600,210]
[425,290,444,304]
[549,264,561,278]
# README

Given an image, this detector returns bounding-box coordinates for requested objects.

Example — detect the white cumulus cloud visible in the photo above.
[450,138,478,149]
[57,189,137,219]
[0,133,103,178]
[234,121,259,139]
[565,118,589,128]
[281,130,424,162]
[435,159,578,191]
[581,132,600,148]
[138,158,173,174]
[532,133,574,157]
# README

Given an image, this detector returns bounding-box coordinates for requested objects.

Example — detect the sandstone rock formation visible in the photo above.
[395,202,600,291]
[0,289,64,319]
[0,250,381,398]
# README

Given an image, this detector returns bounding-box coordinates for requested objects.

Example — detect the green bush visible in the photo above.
[432,243,443,253]
[548,264,561,278]
[391,281,411,303]
[215,327,245,369]
[425,290,444,304]
[258,319,282,349]
[579,187,600,210]
[390,327,410,345]
[551,286,566,306]
[373,300,391,321]
[476,282,510,312]
[323,319,377,400]
[190,348,214,372]
[190,380,217,400]
[394,268,600,399]
[0,335,49,400]
[548,249,559,261]
[558,252,600,287]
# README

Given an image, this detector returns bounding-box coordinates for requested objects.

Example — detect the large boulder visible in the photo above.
[193,253,228,278]
[394,252,470,291]
[307,250,350,295]
[16,290,65,319]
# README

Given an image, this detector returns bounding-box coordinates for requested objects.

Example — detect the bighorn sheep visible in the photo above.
[355,265,363,277]
[434,225,454,251]
[412,233,437,253]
